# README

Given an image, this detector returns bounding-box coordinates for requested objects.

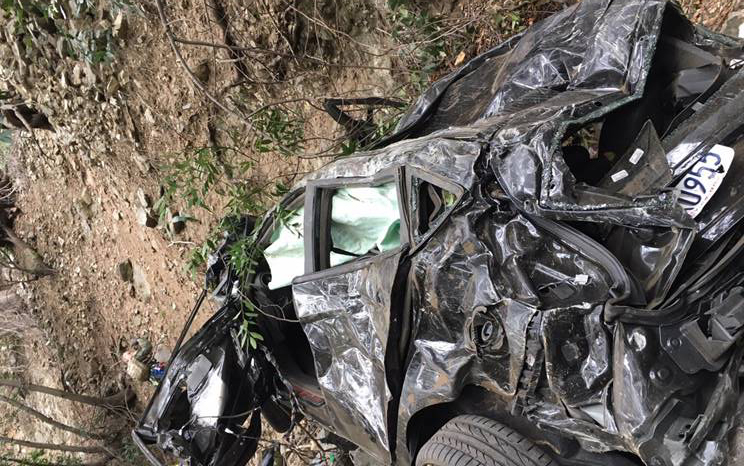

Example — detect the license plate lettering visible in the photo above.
[682,176,707,193]
[678,190,703,207]
[674,144,734,218]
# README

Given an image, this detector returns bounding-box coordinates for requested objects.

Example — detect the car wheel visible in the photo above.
[415,415,555,466]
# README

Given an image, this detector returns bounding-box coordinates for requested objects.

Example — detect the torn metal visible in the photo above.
[136,1,744,465]
[133,295,267,466]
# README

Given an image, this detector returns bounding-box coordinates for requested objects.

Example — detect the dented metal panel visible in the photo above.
[292,251,403,462]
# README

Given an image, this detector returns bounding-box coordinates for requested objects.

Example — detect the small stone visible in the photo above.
[71,63,84,87]
[135,207,157,228]
[83,63,98,87]
[136,188,151,208]
[73,200,93,237]
[106,77,120,95]
[133,154,150,174]
[132,265,152,302]
[144,108,155,124]
[118,69,129,86]
[80,189,93,207]
[126,358,148,381]
[113,11,127,37]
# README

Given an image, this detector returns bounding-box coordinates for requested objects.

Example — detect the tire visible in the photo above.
[415,415,555,466]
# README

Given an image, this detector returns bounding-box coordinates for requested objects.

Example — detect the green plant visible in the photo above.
[371,107,405,144]
[235,299,263,350]
[251,108,305,157]
[157,101,312,277]
[158,147,219,214]
[156,143,273,274]
[0,130,13,169]
[389,3,448,91]
[1,0,116,65]
[119,438,147,466]
[491,10,527,36]
[0,451,84,466]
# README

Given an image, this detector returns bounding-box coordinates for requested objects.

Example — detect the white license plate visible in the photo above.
[675,144,734,218]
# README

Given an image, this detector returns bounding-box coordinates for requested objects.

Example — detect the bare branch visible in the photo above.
[0,394,104,440]
[0,379,135,411]
[171,37,398,70]
[154,0,245,119]
[0,455,110,466]
[0,436,107,454]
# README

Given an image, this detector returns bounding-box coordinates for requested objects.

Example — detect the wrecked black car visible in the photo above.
[134,1,744,465]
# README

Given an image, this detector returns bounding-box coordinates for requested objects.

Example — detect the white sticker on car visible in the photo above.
[610,170,628,182]
[675,144,734,218]
[629,148,644,165]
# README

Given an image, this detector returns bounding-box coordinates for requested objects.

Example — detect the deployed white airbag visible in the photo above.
[264,183,400,289]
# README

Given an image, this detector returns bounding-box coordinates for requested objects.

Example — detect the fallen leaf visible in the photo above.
[454,51,466,66]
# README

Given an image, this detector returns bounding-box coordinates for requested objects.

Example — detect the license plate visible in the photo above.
[675,144,734,218]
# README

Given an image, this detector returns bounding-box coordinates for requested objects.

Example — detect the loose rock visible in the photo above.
[132,265,151,302]
[126,358,148,381]
[135,206,157,228]
[136,188,151,208]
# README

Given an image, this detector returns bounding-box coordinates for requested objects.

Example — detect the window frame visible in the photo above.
[405,166,465,249]
[296,167,409,282]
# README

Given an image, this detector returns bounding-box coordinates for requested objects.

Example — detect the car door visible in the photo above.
[291,168,409,463]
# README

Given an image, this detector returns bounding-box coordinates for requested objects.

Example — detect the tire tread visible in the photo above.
[415,415,555,466]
